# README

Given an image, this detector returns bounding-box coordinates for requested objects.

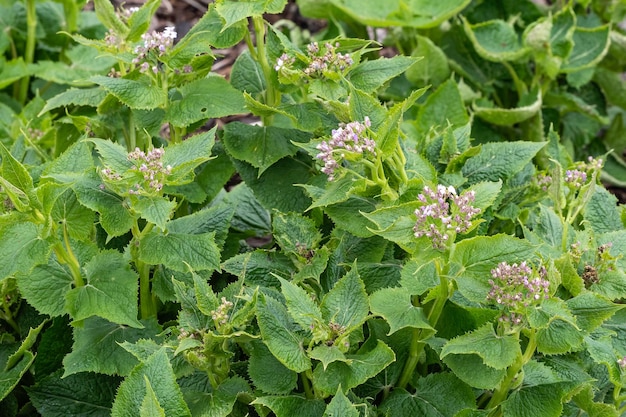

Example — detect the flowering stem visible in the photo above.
[487,329,537,412]
[18,0,37,104]
[132,221,156,319]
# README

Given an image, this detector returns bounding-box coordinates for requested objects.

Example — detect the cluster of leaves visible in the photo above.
[1,0,626,416]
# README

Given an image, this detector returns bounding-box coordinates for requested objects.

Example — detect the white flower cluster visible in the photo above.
[132,26,177,74]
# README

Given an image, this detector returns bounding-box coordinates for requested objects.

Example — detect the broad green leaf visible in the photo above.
[93,0,128,37]
[140,379,166,417]
[561,25,610,72]
[279,278,323,330]
[167,203,234,248]
[182,376,250,417]
[256,294,311,373]
[176,4,247,50]
[230,50,265,94]
[501,384,565,417]
[272,211,321,255]
[248,340,297,395]
[467,180,502,212]
[138,231,220,272]
[322,196,377,238]
[222,183,271,236]
[111,349,191,417]
[51,189,95,240]
[252,396,325,417]
[162,128,216,183]
[380,373,475,417]
[308,345,349,371]
[348,86,387,128]
[416,79,468,136]
[320,266,369,330]
[126,0,160,42]
[90,139,133,174]
[0,57,28,89]
[72,173,135,237]
[452,234,536,303]
[349,56,419,93]
[0,222,52,280]
[474,89,542,126]
[300,176,368,210]
[90,75,167,110]
[0,142,36,205]
[215,0,288,28]
[16,259,73,317]
[528,299,583,354]
[27,370,119,417]
[441,350,506,390]
[167,75,247,127]
[566,292,623,333]
[0,344,34,402]
[461,141,546,184]
[222,122,311,175]
[463,18,529,62]
[312,340,395,396]
[63,317,162,377]
[132,196,176,231]
[405,35,450,86]
[400,259,439,296]
[172,279,211,331]
[41,141,94,178]
[584,187,622,234]
[324,388,359,417]
[40,87,107,114]
[441,323,520,370]
[527,204,564,249]
[370,287,432,335]
[222,250,294,289]
[376,86,428,155]
[65,251,142,328]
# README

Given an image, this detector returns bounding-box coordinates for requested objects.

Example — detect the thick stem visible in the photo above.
[252,16,280,125]
[54,224,84,288]
[301,371,314,399]
[132,221,156,320]
[19,0,37,104]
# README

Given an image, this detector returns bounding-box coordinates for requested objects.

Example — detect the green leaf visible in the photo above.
[405,35,450,86]
[65,251,141,328]
[566,292,623,333]
[16,259,73,317]
[452,234,536,303]
[167,75,246,127]
[132,196,176,231]
[91,139,133,174]
[176,4,247,50]
[42,141,94,178]
[162,128,216,183]
[461,141,546,184]
[167,203,234,247]
[324,388,359,417]
[349,56,419,93]
[0,345,34,402]
[463,18,529,62]
[467,180,502,212]
[501,384,565,417]
[248,340,297,395]
[400,259,439,296]
[72,173,135,237]
[27,370,119,417]
[561,25,610,72]
[230,50,265,94]
[312,340,395,396]
[138,231,220,272]
[320,266,369,330]
[141,379,166,417]
[222,250,294,289]
[215,0,288,28]
[223,122,311,175]
[256,294,311,373]
[90,76,167,110]
[528,299,583,354]
[380,373,476,417]
[474,89,542,126]
[370,287,432,335]
[322,196,377,238]
[279,278,323,330]
[252,396,325,417]
[0,142,36,205]
[416,79,469,136]
[308,345,349,371]
[111,349,191,417]
[0,58,28,89]
[63,317,162,377]
[584,187,622,235]
[40,87,107,114]
[51,189,95,240]
[441,350,506,390]
[182,376,249,417]
[300,176,368,210]
[272,211,321,255]
[93,0,128,37]
[0,222,52,280]
[126,0,160,42]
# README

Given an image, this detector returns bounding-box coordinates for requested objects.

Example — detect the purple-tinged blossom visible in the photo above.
[304,42,354,77]
[211,297,233,326]
[619,356,626,370]
[126,147,172,193]
[275,53,294,71]
[564,169,587,188]
[132,26,177,68]
[487,261,550,325]
[315,117,374,181]
[535,173,552,192]
[413,185,480,249]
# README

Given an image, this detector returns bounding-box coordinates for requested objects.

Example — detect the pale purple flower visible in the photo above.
[132,26,177,68]
[304,42,354,77]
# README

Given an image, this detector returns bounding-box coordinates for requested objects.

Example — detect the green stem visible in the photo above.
[301,371,314,399]
[19,0,37,104]
[252,16,280,125]
[501,61,527,98]
[132,221,156,320]
[487,329,537,411]
[0,282,20,333]
[53,224,84,288]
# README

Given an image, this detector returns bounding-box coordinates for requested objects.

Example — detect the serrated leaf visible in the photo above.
[132,196,176,230]
[474,89,542,126]
[370,287,432,335]
[126,0,160,42]
[566,292,623,334]
[256,294,311,373]
[461,141,546,184]
[272,211,321,254]
[167,76,246,127]
[111,349,191,417]
[252,396,325,417]
[0,222,52,280]
[162,128,216,183]
[528,299,583,354]
[140,379,166,417]
[27,370,119,417]
[16,259,73,317]
[0,345,34,402]
[215,0,288,28]
[51,189,95,240]
[279,277,323,330]
[63,317,162,377]
[321,266,369,330]
[0,142,36,205]
[405,35,450,86]
[416,79,468,136]
[222,250,294,289]
[463,18,529,62]
[561,25,610,72]
[65,251,142,328]
[308,345,348,371]
[248,340,297,394]
[501,384,565,417]
[182,376,250,417]
[300,176,368,210]
[90,138,134,174]
[324,388,359,417]
[584,187,622,235]
[93,0,128,37]
[90,76,167,110]
[222,122,311,175]
[349,56,419,93]
[312,340,395,396]
[138,231,220,272]
[40,87,107,115]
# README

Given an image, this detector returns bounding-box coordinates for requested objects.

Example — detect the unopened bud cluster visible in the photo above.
[132,26,177,74]
[487,261,550,325]
[565,156,603,189]
[127,147,172,194]
[413,185,480,250]
[211,297,233,326]
[304,42,353,76]
[315,117,375,181]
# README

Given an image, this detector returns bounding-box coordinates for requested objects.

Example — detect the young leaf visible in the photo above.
[320,265,369,331]
[92,0,129,37]
[279,277,324,330]
[90,76,167,110]
[182,376,250,417]
[561,25,610,72]
[348,55,420,93]
[138,231,220,273]
[369,287,433,335]
[132,196,176,231]
[463,18,529,62]
[111,348,191,417]
[0,142,37,207]
[324,387,359,417]
[65,251,142,328]
[125,0,161,42]
[272,211,321,255]
[566,292,623,333]
[416,79,469,136]
[405,35,450,86]
[39,87,107,115]
[474,89,542,126]
[0,344,34,402]
[215,0,288,28]
[256,293,311,373]
[140,378,166,417]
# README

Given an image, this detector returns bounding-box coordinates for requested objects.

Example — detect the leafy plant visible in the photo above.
[1,0,626,416]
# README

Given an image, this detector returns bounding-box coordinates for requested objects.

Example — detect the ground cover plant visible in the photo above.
[2,0,626,415]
